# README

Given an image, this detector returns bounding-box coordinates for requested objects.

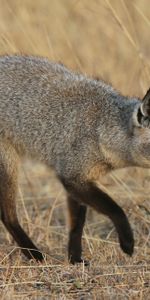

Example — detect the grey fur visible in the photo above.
[0,55,150,262]
[0,55,149,183]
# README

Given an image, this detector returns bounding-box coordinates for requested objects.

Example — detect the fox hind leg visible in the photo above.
[0,142,43,261]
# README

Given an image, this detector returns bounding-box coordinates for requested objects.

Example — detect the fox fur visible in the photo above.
[0,55,150,263]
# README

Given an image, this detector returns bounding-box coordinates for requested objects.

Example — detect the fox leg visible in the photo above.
[0,143,43,261]
[67,196,87,264]
[62,179,134,257]
[82,182,134,256]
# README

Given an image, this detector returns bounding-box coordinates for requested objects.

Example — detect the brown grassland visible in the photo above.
[0,0,150,299]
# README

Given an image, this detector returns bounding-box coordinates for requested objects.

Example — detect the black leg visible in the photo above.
[62,179,134,256]
[0,181,44,261]
[0,145,44,261]
[67,196,87,264]
[2,216,44,261]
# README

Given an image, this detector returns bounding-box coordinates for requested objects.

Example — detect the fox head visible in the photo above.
[98,88,150,170]
[131,88,150,168]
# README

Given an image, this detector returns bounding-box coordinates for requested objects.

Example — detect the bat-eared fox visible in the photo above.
[0,55,150,264]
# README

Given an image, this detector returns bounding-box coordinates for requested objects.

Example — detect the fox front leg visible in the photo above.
[67,196,88,264]
[61,178,134,259]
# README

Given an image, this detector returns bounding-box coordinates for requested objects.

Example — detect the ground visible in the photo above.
[0,1,149,299]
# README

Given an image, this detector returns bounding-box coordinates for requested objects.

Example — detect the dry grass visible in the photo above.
[0,0,150,299]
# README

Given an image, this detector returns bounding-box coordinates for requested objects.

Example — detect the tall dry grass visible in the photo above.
[0,0,149,299]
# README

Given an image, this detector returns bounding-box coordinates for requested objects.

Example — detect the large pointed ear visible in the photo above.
[140,88,150,117]
[134,89,150,128]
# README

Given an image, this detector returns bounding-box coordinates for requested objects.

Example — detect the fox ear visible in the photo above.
[134,89,150,128]
[140,88,150,117]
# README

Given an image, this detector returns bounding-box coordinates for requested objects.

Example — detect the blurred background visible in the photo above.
[0,0,149,96]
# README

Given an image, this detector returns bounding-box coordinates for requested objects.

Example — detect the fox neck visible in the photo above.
[100,143,134,170]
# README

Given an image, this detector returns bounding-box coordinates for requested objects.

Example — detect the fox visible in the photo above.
[0,55,150,264]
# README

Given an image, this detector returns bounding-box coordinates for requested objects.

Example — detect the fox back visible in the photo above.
[0,55,149,263]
